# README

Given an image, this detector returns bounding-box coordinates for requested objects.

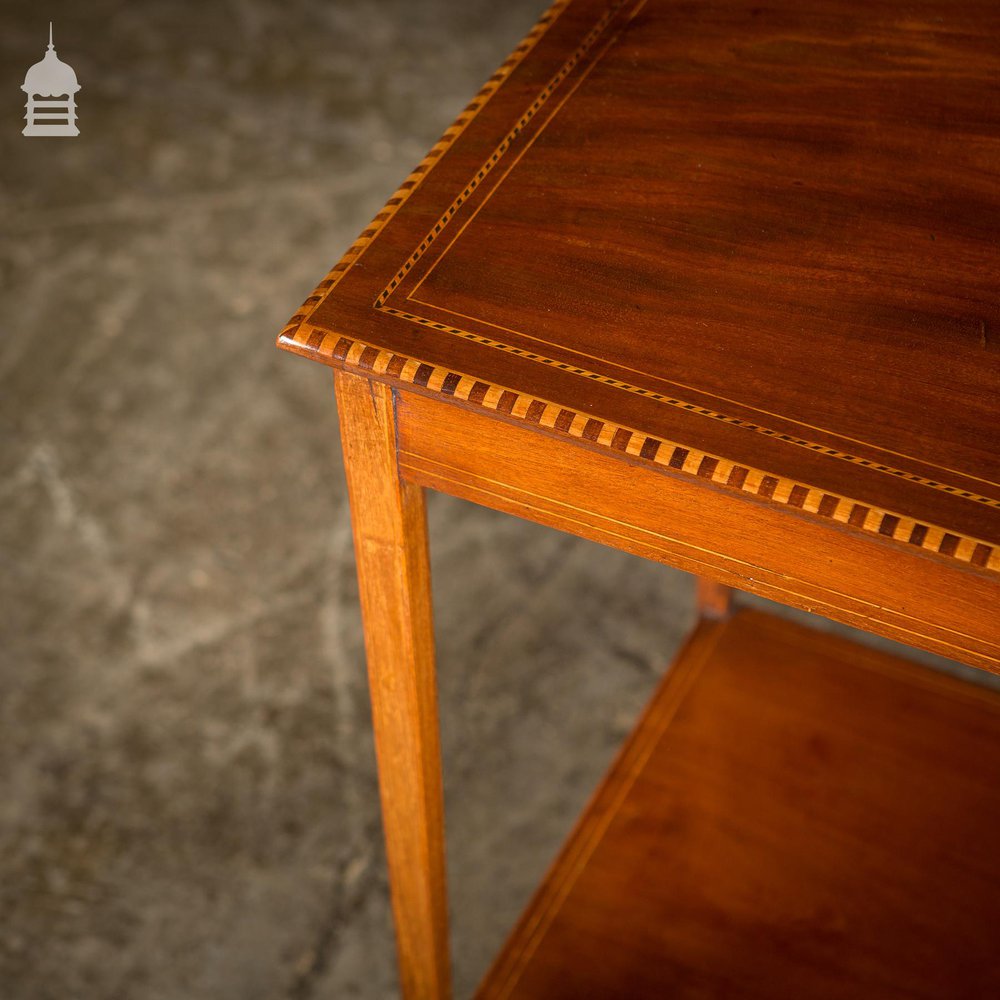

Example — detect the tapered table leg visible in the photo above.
[334,370,451,1000]
[696,577,735,620]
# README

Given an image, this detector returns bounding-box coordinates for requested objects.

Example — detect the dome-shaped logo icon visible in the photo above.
[22,23,80,137]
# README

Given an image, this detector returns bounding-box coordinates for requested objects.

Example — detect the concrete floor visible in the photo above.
[2,2,996,998]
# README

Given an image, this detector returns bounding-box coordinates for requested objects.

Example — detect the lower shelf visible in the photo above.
[475,610,1000,999]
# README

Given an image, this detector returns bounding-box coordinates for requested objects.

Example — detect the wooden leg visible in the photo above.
[335,370,451,1000]
[696,576,735,620]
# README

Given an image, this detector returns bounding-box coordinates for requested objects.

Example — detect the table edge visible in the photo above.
[276,0,999,580]
[285,332,1000,580]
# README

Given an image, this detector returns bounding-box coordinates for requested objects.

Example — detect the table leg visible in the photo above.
[334,370,451,1000]
[696,577,735,620]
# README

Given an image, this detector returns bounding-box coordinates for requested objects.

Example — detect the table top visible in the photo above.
[279,0,1000,577]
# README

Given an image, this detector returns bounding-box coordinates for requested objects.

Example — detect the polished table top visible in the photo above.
[279,0,1000,578]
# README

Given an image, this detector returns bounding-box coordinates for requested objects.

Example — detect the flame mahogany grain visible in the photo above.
[281,0,1000,566]
[278,2,1000,996]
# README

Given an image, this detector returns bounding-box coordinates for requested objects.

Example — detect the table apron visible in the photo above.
[394,386,1000,676]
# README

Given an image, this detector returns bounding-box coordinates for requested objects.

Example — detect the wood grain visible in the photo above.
[334,371,450,1000]
[277,5,1000,995]
[477,610,1000,998]
[277,0,572,353]
[394,387,1000,674]
[299,335,1000,576]
[279,0,1000,555]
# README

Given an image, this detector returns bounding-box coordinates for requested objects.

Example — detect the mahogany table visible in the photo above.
[277,1,1000,996]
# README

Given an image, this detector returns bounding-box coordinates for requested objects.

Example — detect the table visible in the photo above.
[276,1,1000,995]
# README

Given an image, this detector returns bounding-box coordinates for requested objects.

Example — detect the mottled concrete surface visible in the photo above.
[1,3,996,999]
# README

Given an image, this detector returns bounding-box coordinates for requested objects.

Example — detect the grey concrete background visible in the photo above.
[1,2,996,998]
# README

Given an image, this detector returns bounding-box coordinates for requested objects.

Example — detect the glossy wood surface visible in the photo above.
[334,371,451,1000]
[395,387,1000,673]
[277,4,1000,995]
[281,0,1000,565]
[476,610,1000,998]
